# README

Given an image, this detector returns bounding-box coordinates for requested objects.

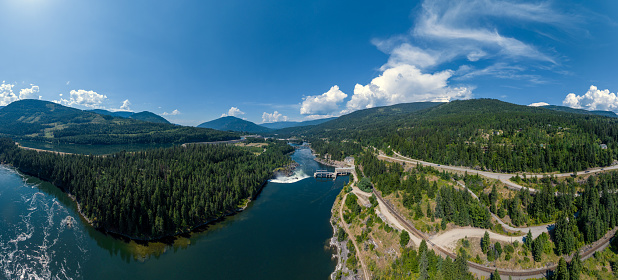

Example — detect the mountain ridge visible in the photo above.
[198,116,272,133]
[0,99,237,144]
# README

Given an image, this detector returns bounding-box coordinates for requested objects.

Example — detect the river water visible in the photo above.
[0,146,349,279]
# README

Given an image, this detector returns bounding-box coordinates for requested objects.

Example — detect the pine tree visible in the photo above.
[481,231,491,254]
[491,269,501,280]
[525,230,533,250]
[419,250,428,280]
[569,251,581,280]
[400,230,410,248]
[495,242,502,259]
[556,257,569,280]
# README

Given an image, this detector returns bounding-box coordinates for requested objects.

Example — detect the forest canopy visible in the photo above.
[0,138,294,239]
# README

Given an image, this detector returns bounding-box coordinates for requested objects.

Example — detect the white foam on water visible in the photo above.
[0,177,85,280]
[269,169,311,183]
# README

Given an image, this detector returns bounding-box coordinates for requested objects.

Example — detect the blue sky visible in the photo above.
[1,0,617,125]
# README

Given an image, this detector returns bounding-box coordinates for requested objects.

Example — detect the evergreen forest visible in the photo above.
[0,138,294,239]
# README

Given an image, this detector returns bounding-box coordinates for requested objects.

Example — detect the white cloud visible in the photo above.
[343,64,472,113]
[19,85,41,100]
[295,0,570,116]
[528,102,549,107]
[262,111,288,123]
[304,114,337,120]
[53,89,107,109]
[221,107,245,117]
[119,99,131,111]
[414,0,563,64]
[563,85,618,111]
[0,82,18,106]
[162,109,180,116]
[376,42,441,70]
[300,85,348,115]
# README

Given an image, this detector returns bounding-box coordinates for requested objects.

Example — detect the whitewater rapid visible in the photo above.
[0,166,87,280]
[269,169,311,184]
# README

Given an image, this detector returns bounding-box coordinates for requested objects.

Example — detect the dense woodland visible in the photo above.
[285,99,618,172]
[0,138,294,239]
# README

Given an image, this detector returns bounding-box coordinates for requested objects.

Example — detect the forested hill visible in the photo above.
[87,109,171,124]
[541,105,618,118]
[293,99,618,173]
[198,116,272,133]
[260,117,337,129]
[129,111,170,124]
[0,99,237,144]
[276,101,442,136]
[0,138,294,239]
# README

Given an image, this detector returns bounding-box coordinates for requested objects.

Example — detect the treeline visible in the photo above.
[41,123,237,145]
[0,138,294,239]
[286,99,618,173]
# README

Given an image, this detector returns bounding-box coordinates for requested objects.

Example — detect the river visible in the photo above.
[0,146,349,279]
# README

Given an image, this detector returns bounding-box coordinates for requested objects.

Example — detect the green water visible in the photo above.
[0,147,348,279]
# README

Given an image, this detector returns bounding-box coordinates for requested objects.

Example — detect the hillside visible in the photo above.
[260,117,336,129]
[87,109,170,123]
[130,111,170,124]
[0,99,237,144]
[198,116,272,133]
[277,101,442,136]
[290,99,618,172]
[541,105,617,118]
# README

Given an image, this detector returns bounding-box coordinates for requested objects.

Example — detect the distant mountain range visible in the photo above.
[197,116,338,133]
[0,99,237,144]
[260,117,336,129]
[198,116,272,133]
[540,105,617,118]
[87,109,170,124]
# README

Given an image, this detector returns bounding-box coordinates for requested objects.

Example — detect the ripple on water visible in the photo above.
[0,167,87,280]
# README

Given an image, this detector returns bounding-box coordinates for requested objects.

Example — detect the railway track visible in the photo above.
[372,189,617,278]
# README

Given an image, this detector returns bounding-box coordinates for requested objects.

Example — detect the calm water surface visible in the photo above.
[0,147,348,279]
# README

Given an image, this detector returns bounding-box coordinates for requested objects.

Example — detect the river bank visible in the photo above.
[1,150,298,244]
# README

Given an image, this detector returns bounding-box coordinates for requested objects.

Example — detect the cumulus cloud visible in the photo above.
[295,0,570,116]
[119,99,131,111]
[54,89,108,109]
[162,109,180,116]
[19,85,41,100]
[300,85,347,115]
[529,102,549,107]
[563,85,618,111]
[221,107,245,117]
[262,111,288,123]
[0,82,18,106]
[343,64,472,113]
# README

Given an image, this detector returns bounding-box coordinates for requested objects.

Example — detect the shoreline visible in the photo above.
[1,156,298,244]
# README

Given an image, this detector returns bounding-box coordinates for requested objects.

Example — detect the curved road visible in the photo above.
[453,181,553,239]
[338,192,370,280]
[373,188,618,279]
